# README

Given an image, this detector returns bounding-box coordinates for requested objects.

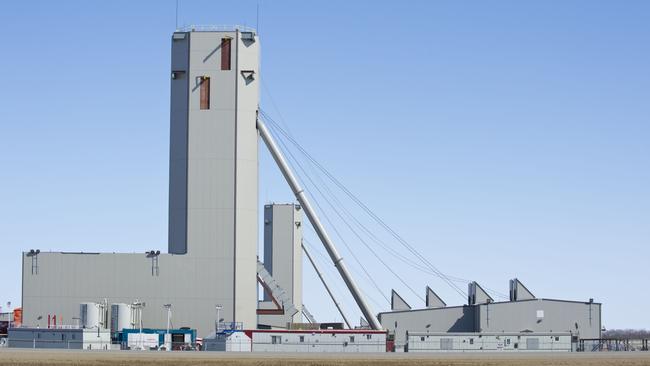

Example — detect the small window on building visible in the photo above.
[271,335,281,344]
[221,38,231,70]
[299,336,305,343]
[366,334,372,340]
[349,336,355,343]
[506,339,511,345]
[555,336,560,341]
[420,337,425,342]
[469,338,474,345]
[200,77,210,110]
[72,334,76,340]
[171,70,185,80]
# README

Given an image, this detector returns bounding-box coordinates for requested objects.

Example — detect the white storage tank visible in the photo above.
[110,303,133,333]
[80,302,100,329]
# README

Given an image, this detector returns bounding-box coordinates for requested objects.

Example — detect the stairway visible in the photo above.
[256,260,299,317]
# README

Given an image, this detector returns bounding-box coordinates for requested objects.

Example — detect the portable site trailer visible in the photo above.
[203,329,387,353]
[8,327,111,350]
[406,331,572,352]
[121,328,196,350]
[248,329,387,353]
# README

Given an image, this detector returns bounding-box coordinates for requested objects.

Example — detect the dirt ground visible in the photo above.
[1,349,650,366]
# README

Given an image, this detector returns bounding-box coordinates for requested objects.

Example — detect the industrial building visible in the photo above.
[15,26,606,353]
[379,279,601,351]
[20,27,311,339]
[21,26,261,337]
[258,203,305,328]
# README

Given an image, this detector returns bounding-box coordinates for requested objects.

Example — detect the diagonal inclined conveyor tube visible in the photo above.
[302,242,352,329]
[257,117,382,330]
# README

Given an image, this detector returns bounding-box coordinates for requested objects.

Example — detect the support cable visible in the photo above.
[258,116,383,329]
[260,109,508,301]
[260,111,466,299]
[301,152,450,277]
[303,238,387,311]
[302,242,352,329]
[271,122,425,302]
[268,121,390,305]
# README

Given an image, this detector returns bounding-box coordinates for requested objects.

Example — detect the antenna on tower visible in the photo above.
[175,0,179,30]
[256,1,260,35]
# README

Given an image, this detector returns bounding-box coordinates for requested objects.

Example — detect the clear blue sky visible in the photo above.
[1,1,648,329]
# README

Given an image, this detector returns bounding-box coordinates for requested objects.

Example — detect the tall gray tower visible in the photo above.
[259,203,303,327]
[168,27,260,327]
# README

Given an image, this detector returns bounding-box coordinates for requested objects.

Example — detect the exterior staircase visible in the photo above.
[256,260,299,317]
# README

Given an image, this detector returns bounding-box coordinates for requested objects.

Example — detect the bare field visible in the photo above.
[1,349,650,366]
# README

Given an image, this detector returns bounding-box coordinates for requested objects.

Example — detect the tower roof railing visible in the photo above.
[176,25,256,33]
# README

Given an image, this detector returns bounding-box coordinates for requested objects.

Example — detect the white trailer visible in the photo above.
[249,329,386,353]
[8,327,111,350]
[407,332,572,352]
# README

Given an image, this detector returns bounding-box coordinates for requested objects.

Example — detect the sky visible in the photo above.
[0,1,649,329]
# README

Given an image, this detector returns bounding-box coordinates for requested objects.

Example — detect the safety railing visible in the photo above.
[216,322,243,331]
[4,339,113,350]
[176,25,256,33]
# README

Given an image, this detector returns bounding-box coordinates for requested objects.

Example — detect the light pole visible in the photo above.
[215,305,223,332]
[163,304,172,351]
[163,304,172,334]
[131,301,145,350]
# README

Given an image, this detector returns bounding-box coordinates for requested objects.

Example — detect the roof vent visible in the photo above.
[241,31,255,41]
[391,290,411,311]
[468,281,494,305]
[425,286,446,308]
[241,70,255,82]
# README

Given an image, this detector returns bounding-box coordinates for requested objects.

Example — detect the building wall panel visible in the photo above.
[477,299,601,339]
